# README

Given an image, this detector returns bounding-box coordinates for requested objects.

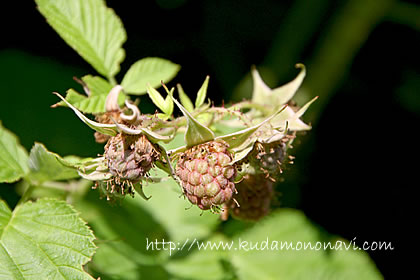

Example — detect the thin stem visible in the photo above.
[206,107,252,127]
[228,101,271,115]
[17,184,35,206]
[109,76,117,86]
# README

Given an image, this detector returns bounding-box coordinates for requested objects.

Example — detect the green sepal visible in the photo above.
[271,96,318,131]
[196,112,214,127]
[170,94,215,147]
[57,156,100,173]
[168,105,287,159]
[141,128,174,144]
[52,154,109,182]
[78,170,112,181]
[216,105,287,149]
[195,75,210,108]
[231,144,254,165]
[133,183,151,201]
[167,145,188,157]
[146,84,174,116]
[154,143,176,178]
[73,157,112,181]
[252,64,306,107]
[156,113,171,120]
[294,96,318,119]
[177,83,194,112]
[53,92,118,136]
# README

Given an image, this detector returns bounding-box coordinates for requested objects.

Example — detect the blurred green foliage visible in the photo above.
[1,0,418,278]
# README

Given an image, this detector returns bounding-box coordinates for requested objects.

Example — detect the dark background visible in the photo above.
[1,0,418,278]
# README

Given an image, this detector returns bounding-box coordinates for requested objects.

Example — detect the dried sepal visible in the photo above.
[270,96,318,131]
[72,157,112,181]
[105,85,124,111]
[111,121,174,143]
[252,64,306,107]
[120,100,141,122]
[217,105,287,150]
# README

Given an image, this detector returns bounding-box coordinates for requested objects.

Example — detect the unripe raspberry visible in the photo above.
[256,141,286,173]
[175,141,237,211]
[227,174,274,221]
[246,137,293,179]
[102,133,160,199]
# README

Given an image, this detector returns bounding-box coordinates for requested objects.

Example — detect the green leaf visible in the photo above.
[0,198,96,279]
[76,169,221,279]
[58,88,126,114]
[36,0,126,79]
[27,143,80,184]
[195,75,210,108]
[165,234,229,280]
[81,75,113,95]
[0,122,29,183]
[74,191,168,280]
[177,84,194,112]
[55,77,126,114]
[146,84,174,116]
[122,57,181,95]
[62,89,105,114]
[230,209,382,280]
[170,95,215,147]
